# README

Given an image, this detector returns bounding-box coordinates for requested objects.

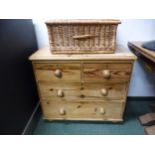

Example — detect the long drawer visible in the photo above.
[38,82,127,101]
[41,100,123,122]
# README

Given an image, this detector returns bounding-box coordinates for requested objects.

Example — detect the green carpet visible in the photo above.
[33,101,152,135]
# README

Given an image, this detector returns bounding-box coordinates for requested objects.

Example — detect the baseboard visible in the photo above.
[22,103,41,135]
[127,96,155,101]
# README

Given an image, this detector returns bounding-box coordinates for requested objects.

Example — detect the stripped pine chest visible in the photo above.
[29,45,136,122]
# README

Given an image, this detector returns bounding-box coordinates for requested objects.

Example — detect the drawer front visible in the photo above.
[38,83,127,101]
[41,101,123,122]
[83,63,132,82]
[34,63,81,82]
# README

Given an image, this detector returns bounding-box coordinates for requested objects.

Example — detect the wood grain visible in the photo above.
[41,100,123,122]
[29,45,137,61]
[83,63,132,82]
[34,63,81,82]
[38,82,127,101]
[30,46,136,122]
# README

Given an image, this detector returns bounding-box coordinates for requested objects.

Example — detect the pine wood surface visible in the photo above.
[30,45,136,122]
[29,45,137,61]
[41,100,123,122]
[38,82,127,102]
[33,62,132,83]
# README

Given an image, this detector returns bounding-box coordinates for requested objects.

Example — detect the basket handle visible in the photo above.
[72,34,98,39]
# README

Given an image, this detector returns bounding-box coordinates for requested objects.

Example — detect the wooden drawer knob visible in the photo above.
[59,108,66,115]
[100,107,105,115]
[101,88,108,96]
[102,70,111,79]
[57,89,64,97]
[54,69,62,78]
[94,107,105,115]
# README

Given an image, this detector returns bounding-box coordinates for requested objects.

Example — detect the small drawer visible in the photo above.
[34,63,81,82]
[83,63,132,83]
[38,83,127,102]
[41,101,123,122]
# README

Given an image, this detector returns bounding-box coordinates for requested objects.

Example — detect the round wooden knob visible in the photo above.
[59,108,66,115]
[102,70,111,79]
[57,89,64,97]
[54,69,62,78]
[101,88,108,96]
[100,107,105,115]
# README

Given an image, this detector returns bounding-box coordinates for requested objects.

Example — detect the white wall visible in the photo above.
[117,19,155,46]
[33,20,49,48]
[117,20,155,96]
[33,19,155,97]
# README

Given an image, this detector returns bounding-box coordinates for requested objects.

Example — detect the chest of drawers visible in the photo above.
[29,46,136,122]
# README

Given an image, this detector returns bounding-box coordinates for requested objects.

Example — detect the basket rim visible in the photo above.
[45,19,121,25]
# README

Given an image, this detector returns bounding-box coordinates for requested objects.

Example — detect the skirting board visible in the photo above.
[22,97,155,135]
[22,103,41,135]
[127,97,155,101]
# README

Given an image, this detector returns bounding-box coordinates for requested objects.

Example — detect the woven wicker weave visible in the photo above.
[46,20,121,54]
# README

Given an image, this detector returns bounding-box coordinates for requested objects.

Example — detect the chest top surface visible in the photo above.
[29,45,137,61]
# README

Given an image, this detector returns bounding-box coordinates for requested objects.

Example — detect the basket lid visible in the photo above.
[45,19,121,25]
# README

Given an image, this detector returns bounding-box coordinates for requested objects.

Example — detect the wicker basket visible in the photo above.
[46,20,121,54]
